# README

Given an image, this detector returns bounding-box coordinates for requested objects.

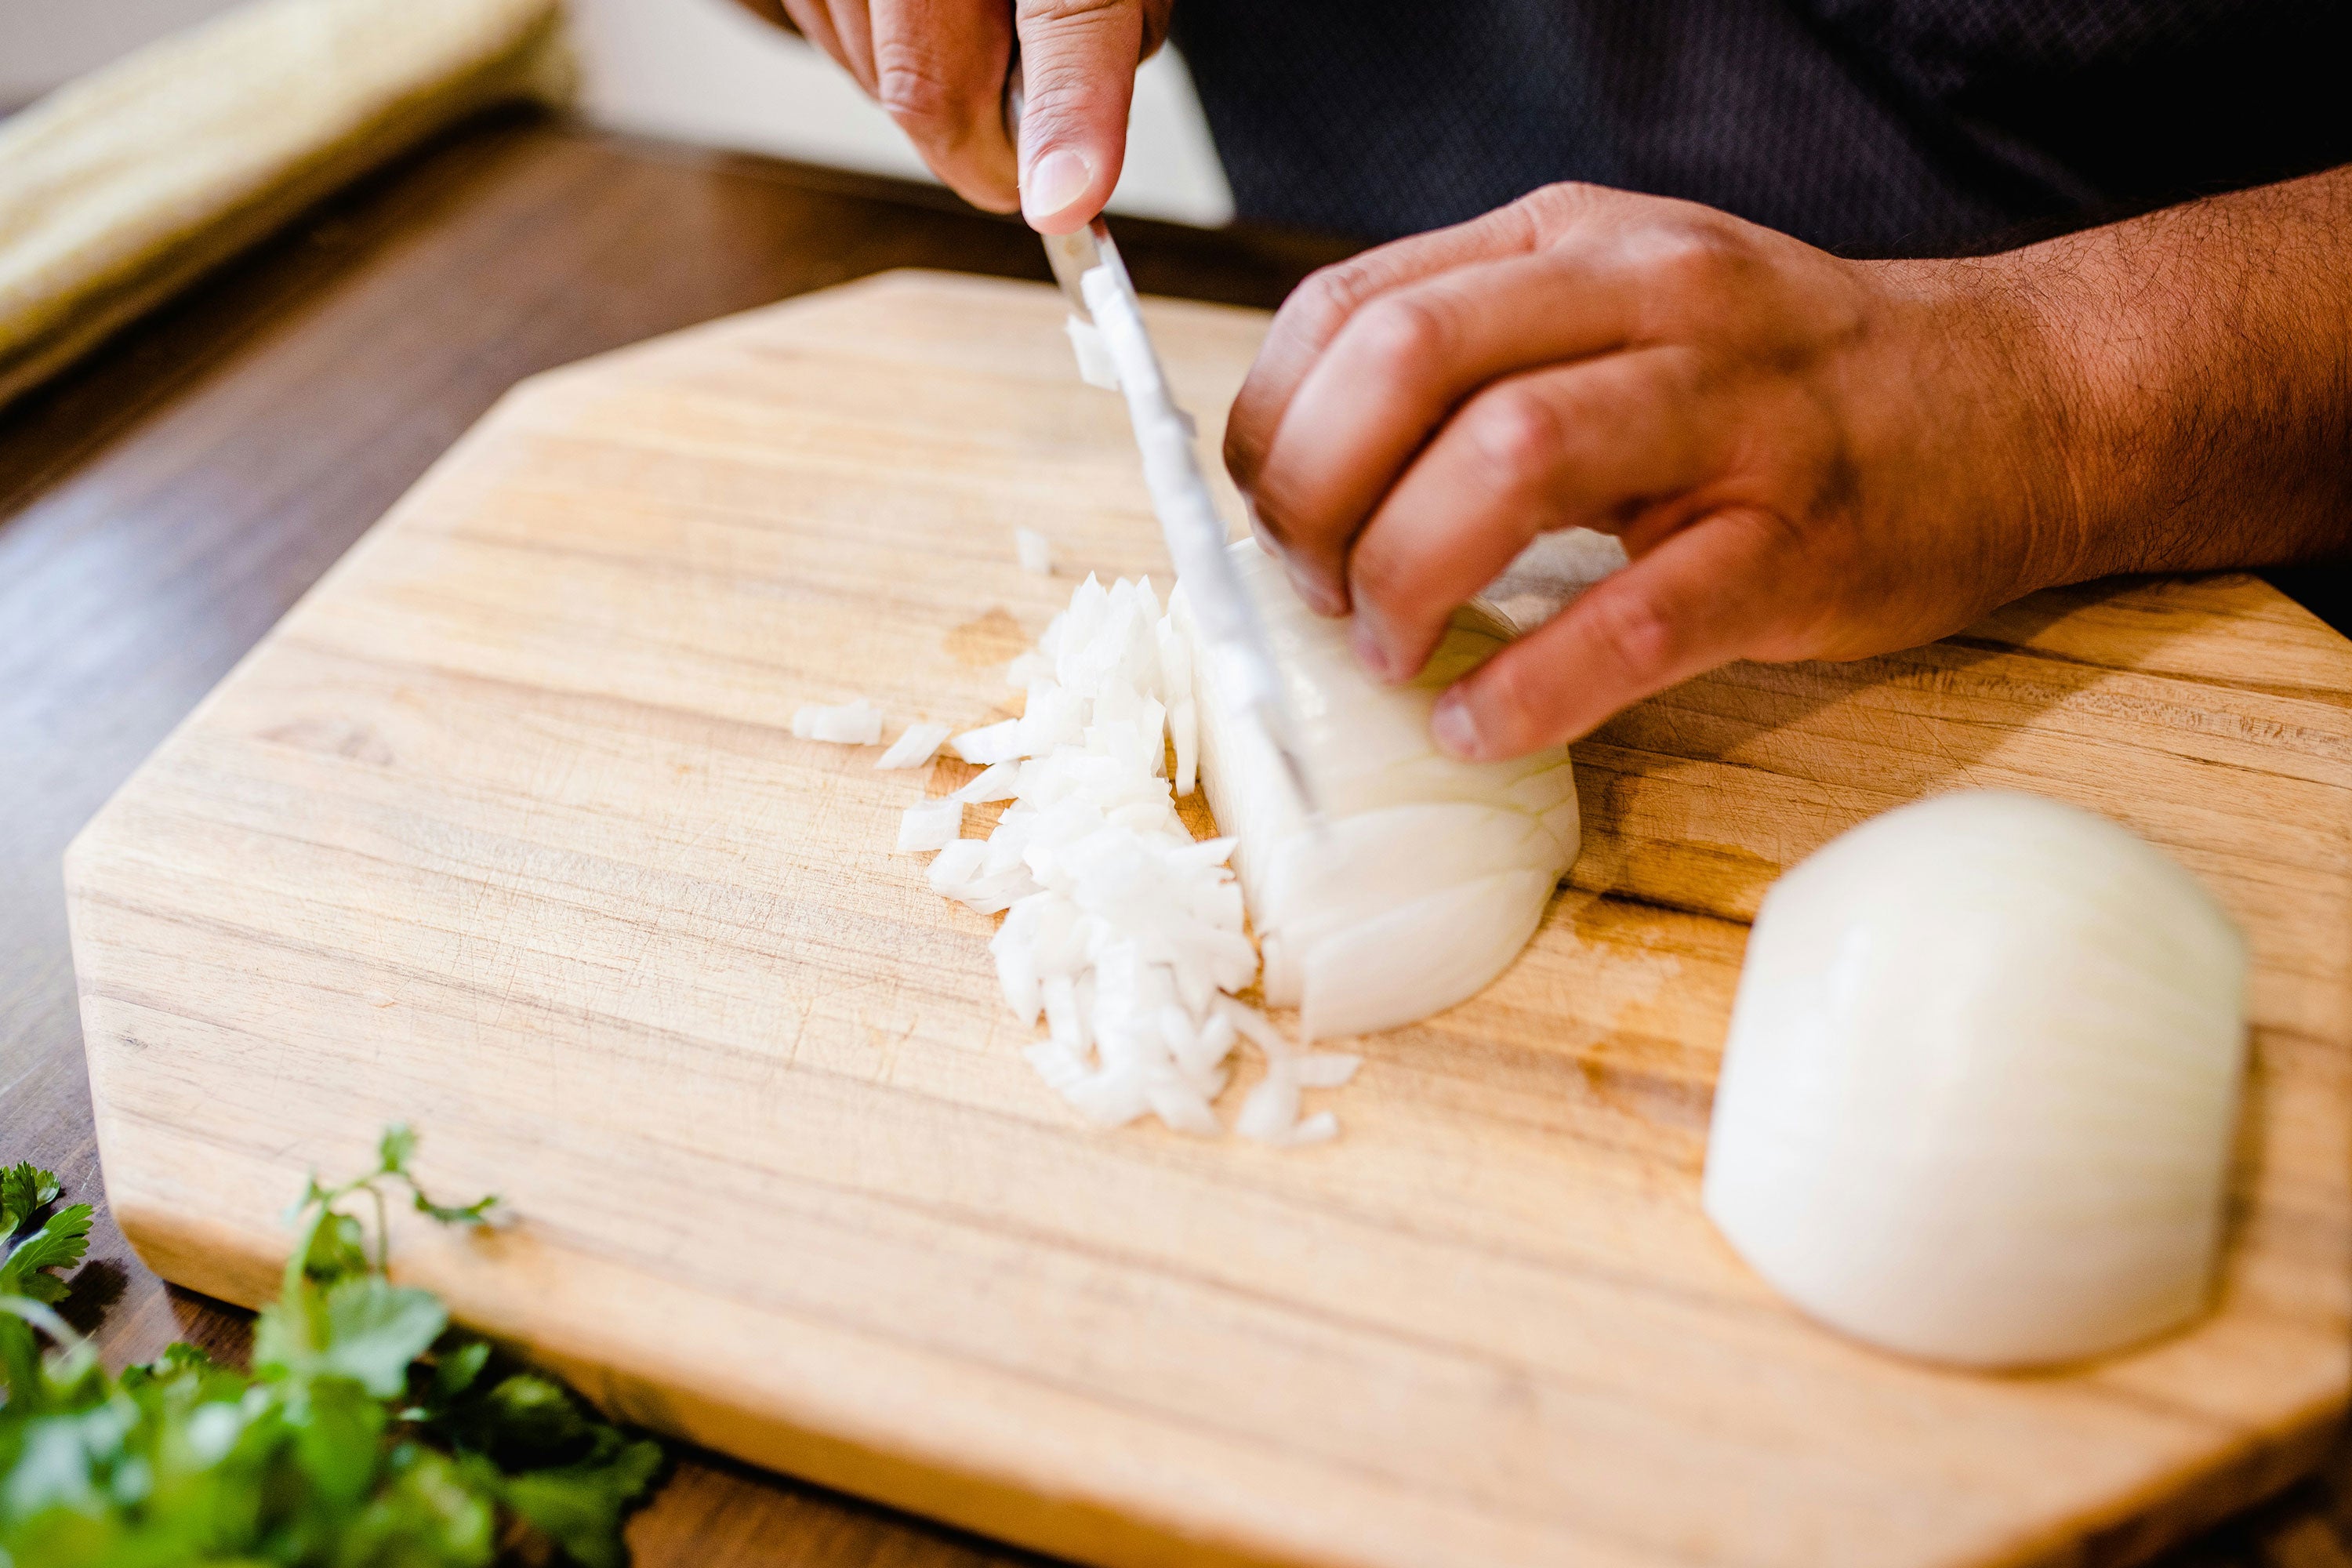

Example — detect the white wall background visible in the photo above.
[0,0,1234,225]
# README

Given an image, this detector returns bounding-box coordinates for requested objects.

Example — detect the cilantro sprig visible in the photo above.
[0,1128,666,1567]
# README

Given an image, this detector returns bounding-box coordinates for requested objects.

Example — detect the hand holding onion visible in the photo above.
[1229,173,2352,761]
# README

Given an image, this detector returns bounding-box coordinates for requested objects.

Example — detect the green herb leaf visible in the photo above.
[378,1124,421,1176]
[118,1338,230,1392]
[303,1210,373,1285]
[470,1374,594,1466]
[2,1131,663,1567]
[335,1444,497,1567]
[410,1189,499,1227]
[0,1203,93,1305]
[257,1276,448,1399]
[431,1340,492,1405]
[485,1436,666,1568]
[0,1163,61,1236]
[296,1374,394,1509]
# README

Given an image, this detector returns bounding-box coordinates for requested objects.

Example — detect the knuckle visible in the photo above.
[1012,102,1091,155]
[1017,0,1134,28]
[1286,260,1380,343]
[1461,385,1563,481]
[1643,222,1755,301]
[874,60,966,132]
[1347,294,1452,381]
[870,42,988,138]
[1517,180,1613,240]
[1522,179,1602,216]
[1587,587,1679,681]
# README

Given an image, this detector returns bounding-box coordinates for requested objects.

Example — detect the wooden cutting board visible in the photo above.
[67,270,2351,1568]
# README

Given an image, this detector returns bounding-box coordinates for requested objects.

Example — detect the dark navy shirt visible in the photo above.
[1169,1,2351,256]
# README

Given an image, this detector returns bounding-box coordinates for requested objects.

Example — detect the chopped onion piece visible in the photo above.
[1294,1052,1362,1089]
[1169,696,1198,797]
[792,699,883,745]
[894,570,1364,1142]
[927,839,985,895]
[1145,1076,1223,1138]
[1065,314,1119,390]
[875,721,951,770]
[1235,1070,1301,1143]
[952,720,1025,764]
[1284,1111,1340,1146]
[952,760,1022,803]
[895,799,963,852]
[1014,527,1055,576]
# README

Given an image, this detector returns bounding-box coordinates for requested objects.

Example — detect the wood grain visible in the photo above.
[59,267,2352,1568]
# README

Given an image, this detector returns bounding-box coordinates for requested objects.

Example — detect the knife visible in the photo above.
[1005,67,1318,815]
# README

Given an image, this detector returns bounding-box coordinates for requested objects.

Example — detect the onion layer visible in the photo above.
[1701,790,2249,1368]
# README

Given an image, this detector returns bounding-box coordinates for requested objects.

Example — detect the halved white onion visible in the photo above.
[1702,790,2249,1367]
[1181,541,1580,1039]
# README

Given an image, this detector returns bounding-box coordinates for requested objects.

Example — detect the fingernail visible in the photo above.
[1023,147,1091,224]
[1431,691,1483,759]
[1350,617,1394,681]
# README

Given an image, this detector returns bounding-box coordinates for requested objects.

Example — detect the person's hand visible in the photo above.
[1225,181,2115,761]
[728,0,1170,231]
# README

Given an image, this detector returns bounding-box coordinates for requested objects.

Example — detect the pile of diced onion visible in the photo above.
[800,572,1357,1144]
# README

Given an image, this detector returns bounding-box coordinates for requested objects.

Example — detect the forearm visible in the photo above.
[1973,165,2352,583]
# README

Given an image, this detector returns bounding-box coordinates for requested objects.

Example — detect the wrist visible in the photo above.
[1868,256,2105,600]
[1946,172,2352,585]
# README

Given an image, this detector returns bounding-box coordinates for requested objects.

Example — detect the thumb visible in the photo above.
[1014,0,1147,234]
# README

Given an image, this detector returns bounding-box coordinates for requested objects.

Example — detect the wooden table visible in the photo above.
[2,108,2345,1567]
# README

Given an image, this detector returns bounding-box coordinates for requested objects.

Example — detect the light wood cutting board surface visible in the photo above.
[66,270,2352,1568]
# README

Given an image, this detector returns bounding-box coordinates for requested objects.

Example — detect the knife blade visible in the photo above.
[1005,68,1319,815]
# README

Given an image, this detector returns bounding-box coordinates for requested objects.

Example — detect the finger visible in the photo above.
[872,0,1018,212]
[1224,183,1632,498]
[1344,347,1719,681]
[1430,507,1822,760]
[1250,248,1650,612]
[1014,0,1146,232]
[824,0,879,92]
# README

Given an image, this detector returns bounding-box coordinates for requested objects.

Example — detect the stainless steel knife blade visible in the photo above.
[1004,67,1317,814]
